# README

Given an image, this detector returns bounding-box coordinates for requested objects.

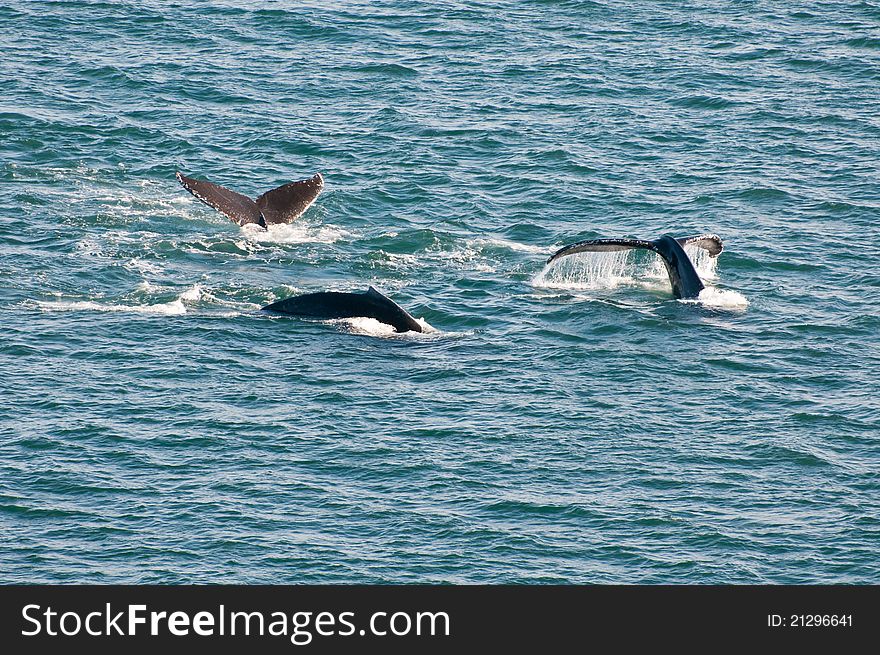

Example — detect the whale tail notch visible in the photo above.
[546,233,722,299]
[176,171,324,227]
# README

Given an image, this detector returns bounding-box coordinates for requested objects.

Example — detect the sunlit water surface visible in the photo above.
[1,0,878,583]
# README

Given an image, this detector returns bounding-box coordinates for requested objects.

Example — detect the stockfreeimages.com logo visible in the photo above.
[22,604,451,645]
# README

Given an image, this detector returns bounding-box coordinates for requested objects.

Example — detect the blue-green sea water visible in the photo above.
[1,0,879,583]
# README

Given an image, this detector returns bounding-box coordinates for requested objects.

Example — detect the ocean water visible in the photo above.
[1,0,878,584]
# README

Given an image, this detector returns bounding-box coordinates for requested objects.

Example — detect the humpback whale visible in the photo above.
[547,234,724,299]
[176,171,324,228]
[262,286,425,333]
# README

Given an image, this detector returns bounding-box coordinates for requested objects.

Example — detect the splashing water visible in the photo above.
[687,287,750,310]
[327,316,438,338]
[242,222,350,245]
[686,245,719,281]
[330,317,398,336]
[178,284,203,302]
[531,248,664,291]
[531,245,736,303]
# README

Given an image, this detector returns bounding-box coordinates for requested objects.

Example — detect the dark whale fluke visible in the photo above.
[262,286,425,333]
[176,171,324,228]
[547,233,724,299]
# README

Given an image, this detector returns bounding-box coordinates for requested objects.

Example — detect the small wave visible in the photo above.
[844,37,880,50]
[136,280,160,293]
[670,95,736,110]
[55,174,200,226]
[350,62,419,78]
[376,251,419,270]
[735,187,791,200]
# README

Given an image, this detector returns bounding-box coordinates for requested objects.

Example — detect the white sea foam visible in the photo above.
[178,284,203,302]
[19,167,192,225]
[380,251,419,269]
[31,284,206,316]
[33,298,187,316]
[124,257,164,276]
[331,317,398,336]
[373,244,496,273]
[470,237,551,255]
[86,180,199,224]
[327,316,438,338]
[75,237,109,259]
[243,222,350,244]
[430,243,496,273]
[687,287,750,310]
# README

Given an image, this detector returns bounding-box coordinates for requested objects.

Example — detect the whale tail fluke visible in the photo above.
[176,172,324,227]
[256,173,324,225]
[546,234,723,265]
[546,233,719,299]
[676,234,723,257]
[176,172,265,227]
[546,238,658,264]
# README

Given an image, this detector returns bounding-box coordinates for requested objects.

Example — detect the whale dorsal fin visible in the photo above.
[263,287,425,333]
[676,234,723,257]
[363,286,424,333]
[256,173,324,225]
[176,172,265,227]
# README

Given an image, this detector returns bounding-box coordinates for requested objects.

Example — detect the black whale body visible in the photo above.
[262,287,424,333]
[547,233,724,299]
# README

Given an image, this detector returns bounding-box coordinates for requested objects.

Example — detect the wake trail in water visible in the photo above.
[28,284,260,317]
[32,296,189,316]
